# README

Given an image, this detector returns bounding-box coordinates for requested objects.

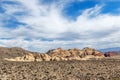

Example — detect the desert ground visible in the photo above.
[0,58,120,80]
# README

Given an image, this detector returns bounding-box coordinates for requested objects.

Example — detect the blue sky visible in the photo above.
[64,1,120,19]
[0,0,120,52]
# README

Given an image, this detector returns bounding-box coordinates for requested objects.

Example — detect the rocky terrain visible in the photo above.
[0,59,120,80]
[0,47,120,80]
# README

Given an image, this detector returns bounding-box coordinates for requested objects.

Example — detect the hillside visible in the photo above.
[0,47,31,59]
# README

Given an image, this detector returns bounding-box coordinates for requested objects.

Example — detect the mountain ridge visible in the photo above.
[0,47,105,61]
[100,47,120,52]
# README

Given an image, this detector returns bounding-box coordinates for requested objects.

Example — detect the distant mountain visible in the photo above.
[100,47,120,52]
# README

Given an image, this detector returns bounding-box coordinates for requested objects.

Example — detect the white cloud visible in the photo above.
[0,0,120,52]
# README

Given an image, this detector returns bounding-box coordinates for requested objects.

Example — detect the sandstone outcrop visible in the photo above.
[0,47,104,62]
[4,53,52,62]
[47,47,104,61]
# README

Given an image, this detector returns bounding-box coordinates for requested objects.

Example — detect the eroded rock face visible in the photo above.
[1,47,104,62]
[5,53,35,62]
[80,47,104,58]
[47,47,104,61]
[5,53,52,62]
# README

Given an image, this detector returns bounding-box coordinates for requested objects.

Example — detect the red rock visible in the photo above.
[104,51,118,57]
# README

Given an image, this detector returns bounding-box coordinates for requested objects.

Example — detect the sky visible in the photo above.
[0,0,120,52]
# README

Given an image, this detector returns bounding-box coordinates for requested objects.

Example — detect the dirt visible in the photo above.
[0,59,120,80]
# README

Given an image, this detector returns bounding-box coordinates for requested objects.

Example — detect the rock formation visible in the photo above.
[0,47,104,62]
[47,47,104,61]
[104,51,119,57]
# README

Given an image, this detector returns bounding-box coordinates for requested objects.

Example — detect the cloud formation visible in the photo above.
[0,0,120,52]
